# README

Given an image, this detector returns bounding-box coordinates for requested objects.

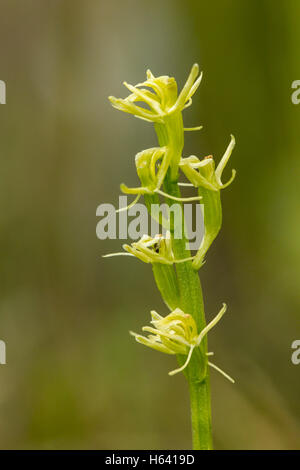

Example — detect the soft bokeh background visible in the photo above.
[0,0,299,450]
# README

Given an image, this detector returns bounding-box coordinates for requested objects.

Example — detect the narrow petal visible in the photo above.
[208,361,235,384]
[196,303,227,346]
[168,345,195,376]
[130,331,174,354]
[169,63,199,113]
[215,135,236,187]
[123,82,163,115]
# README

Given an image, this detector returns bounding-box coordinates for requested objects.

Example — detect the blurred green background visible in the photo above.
[0,0,299,450]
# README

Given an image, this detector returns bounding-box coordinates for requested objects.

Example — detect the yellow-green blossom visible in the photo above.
[180,135,236,191]
[178,135,236,270]
[103,233,194,265]
[130,304,234,381]
[109,64,202,123]
[119,147,202,204]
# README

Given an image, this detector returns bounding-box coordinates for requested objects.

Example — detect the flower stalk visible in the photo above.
[105,64,236,450]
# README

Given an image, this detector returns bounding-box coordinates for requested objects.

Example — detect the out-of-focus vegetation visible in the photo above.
[0,0,299,449]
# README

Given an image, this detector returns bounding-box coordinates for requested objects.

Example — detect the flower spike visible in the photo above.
[106,65,237,448]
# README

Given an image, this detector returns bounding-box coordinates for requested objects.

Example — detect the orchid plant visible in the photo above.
[104,64,236,450]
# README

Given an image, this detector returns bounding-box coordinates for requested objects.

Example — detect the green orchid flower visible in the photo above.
[130,304,234,382]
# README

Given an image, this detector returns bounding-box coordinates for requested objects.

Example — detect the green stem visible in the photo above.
[189,378,213,450]
[152,263,180,310]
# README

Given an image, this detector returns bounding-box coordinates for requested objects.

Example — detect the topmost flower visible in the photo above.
[109,63,202,123]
